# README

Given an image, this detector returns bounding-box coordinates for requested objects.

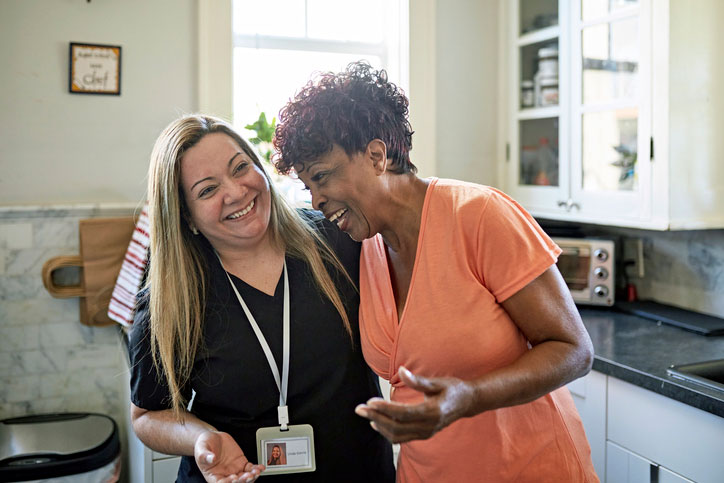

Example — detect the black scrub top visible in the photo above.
[129,210,394,482]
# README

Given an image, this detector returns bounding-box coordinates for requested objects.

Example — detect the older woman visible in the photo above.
[129,114,394,482]
[273,62,598,482]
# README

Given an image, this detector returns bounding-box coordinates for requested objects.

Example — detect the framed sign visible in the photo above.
[69,42,121,95]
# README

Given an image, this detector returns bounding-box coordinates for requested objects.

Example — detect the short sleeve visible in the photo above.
[476,188,561,302]
[128,289,184,410]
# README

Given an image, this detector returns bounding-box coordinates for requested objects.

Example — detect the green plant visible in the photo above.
[245,112,276,163]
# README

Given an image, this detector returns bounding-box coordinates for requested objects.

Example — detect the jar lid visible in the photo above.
[539,77,558,86]
[521,80,534,87]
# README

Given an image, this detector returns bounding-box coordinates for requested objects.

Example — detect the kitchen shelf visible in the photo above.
[517,25,559,47]
[517,106,560,120]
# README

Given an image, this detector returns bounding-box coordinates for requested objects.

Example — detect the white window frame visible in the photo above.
[197,0,438,177]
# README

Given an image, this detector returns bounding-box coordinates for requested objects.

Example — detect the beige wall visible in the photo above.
[0,0,500,205]
[408,0,499,184]
[433,0,499,185]
[0,0,198,206]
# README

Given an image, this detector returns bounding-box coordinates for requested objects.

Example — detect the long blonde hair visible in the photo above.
[146,114,353,419]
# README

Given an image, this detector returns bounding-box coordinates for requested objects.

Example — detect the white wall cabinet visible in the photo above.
[499,0,724,229]
[568,371,724,483]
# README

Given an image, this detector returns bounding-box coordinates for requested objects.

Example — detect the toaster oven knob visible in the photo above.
[593,285,609,298]
[593,249,609,262]
[593,267,609,280]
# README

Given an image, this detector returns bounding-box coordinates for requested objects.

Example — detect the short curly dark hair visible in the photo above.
[273,61,415,175]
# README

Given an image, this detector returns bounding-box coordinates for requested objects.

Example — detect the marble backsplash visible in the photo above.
[0,204,139,472]
[634,229,724,318]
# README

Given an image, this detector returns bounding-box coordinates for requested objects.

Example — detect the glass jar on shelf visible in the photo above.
[521,80,535,108]
[537,76,559,106]
[533,45,559,106]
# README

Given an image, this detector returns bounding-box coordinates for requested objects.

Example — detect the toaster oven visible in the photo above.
[552,237,615,306]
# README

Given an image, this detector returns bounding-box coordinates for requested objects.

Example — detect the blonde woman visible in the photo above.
[266,444,286,466]
[129,114,394,482]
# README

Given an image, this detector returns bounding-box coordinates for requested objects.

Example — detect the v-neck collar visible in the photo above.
[222,257,286,299]
[378,178,437,327]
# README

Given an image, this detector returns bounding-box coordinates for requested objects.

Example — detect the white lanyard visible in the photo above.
[221,258,291,430]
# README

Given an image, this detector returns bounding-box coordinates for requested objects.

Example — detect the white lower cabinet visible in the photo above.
[568,370,607,480]
[146,450,181,482]
[605,441,693,483]
[569,371,724,483]
[605,441,653,483]
[607,377,724,483]
[126,418,182,483]
[658,467,695,483]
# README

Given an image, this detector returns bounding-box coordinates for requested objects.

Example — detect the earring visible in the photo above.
[190,226,199,235]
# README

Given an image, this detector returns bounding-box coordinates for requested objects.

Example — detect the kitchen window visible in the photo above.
[231,0,409,138]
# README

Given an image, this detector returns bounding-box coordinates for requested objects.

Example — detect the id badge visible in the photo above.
[256,424,316,475]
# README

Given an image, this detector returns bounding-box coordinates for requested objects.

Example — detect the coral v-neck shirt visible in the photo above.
[359,178,597,482]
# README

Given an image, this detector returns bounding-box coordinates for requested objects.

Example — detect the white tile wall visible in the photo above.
[0,204,136,453]
[0,223,33,250]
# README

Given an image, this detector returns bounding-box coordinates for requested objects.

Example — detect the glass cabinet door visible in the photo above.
[509,0,568,212]
[570,0,651,219]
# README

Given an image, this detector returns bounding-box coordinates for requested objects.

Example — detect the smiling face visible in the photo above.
[295,142,384,242]
[271,446,281,459]
[179,132,272,253]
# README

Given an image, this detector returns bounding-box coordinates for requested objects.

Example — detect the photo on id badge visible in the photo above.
[257,425,316,474]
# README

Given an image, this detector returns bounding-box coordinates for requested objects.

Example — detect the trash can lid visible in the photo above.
[0,413,115,461]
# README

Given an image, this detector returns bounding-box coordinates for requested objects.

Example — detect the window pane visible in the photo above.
[582,17,639,104]
[582,108,638,191]
[233,48,382,131]
[582,0,638,22]
[233,0,305,37]
[519,0,558,35]
[519,117,559,187]
[307,0,384,42]
[233,49,382,204]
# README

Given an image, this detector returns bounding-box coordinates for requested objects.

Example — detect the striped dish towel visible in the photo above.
[108,205,150,327]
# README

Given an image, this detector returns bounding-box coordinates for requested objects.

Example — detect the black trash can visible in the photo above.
[0,412,121,482]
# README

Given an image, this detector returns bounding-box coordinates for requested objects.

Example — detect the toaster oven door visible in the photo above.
[556,246,592,300]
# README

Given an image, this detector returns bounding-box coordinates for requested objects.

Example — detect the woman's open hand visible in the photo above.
[354,366,476,443]
[195,430,265,483]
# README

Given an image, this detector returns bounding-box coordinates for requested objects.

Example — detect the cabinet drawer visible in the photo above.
[659,466,694,483]
[152,450,177,460]
[607,377,724,483]
[605,441,652,483]
[153,456,181,482]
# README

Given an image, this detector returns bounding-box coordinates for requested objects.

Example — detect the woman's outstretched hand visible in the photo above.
[195,430,265,483]
[355,366,476,443]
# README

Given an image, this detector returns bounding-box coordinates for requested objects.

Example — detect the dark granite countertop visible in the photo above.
[580,307,724,418]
